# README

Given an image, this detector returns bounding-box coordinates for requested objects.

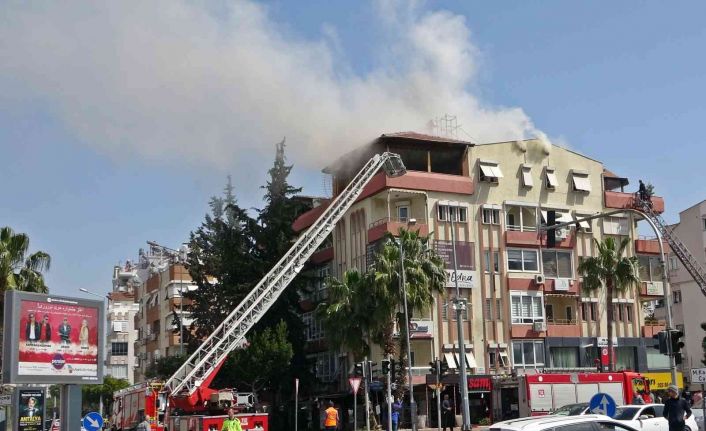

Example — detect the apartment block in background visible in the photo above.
[107,262,141,384]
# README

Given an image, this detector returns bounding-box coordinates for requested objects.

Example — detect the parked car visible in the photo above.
[612,404,699,431]
[490,414,638,431]
[552,403,590,416]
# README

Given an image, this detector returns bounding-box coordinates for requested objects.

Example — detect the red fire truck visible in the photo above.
[517,371,652,416]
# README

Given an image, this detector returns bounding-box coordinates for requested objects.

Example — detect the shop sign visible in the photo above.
[467,376,491,392]
[641,372,684,390]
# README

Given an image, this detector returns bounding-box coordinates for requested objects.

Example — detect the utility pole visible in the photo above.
[399,239,418,431]
[384,357,393,431]
[436,359,442,431]
[450,208,471,430]
[364,357,371,431]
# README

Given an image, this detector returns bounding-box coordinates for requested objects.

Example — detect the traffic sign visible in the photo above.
[349,377,362,395]
[589,393,616,417]
[691,368,706,384]
[369,380,384,392]
[82,412,103,431]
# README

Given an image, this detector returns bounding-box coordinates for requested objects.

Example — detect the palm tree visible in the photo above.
[0,226,51,314]
[370,228,446,395]
[578,237,639,371]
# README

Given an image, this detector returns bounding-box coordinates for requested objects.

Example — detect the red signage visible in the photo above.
[467,377,491,392]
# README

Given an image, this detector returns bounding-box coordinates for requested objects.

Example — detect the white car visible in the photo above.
[612,404,699,431]
[490,414,639,431]
[692,400,704,431]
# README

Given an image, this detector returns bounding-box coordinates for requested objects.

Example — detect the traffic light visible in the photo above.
[653,331,669,355]
[354,362,364,377]
[546,210,557,248]
[367,361,377,382]
[671,329,685,365]
[390,359,397,376]
[382,359,391,375]
[429,361,437,375]
[439,360,449,377]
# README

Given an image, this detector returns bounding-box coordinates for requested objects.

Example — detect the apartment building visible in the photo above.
[131,244,196,383]
[655,199,706,389]
[293,132,670,422]
[107,262,141,383]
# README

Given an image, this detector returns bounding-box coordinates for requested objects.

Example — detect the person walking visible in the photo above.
[222,408,243,431]
[391,399,401,431]
[663,385,692,431]
[441,394,455,431]
[136,413,151,431]
[323,400,339,430]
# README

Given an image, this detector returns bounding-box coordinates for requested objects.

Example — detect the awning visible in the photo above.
[521,167,534,187]
[389,188,428,197]
[465,352,478,369]
[572,173,592,192]
[541,210,574,224]
[545,169,558,188]
[482,203,502,210]
[444,352,457,369]
[480,163,503,178]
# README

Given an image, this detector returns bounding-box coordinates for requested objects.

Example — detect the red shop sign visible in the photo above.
[467,377,492,391]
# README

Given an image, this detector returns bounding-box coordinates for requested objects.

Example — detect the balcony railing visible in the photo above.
[506,224,538,232]
[367,217,429,242]
[547,318,577,325]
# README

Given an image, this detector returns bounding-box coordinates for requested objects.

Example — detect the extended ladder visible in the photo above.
[635,196,706,298]
[163,152,406,398]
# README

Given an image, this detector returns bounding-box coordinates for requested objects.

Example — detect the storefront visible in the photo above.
[426,374,494,425]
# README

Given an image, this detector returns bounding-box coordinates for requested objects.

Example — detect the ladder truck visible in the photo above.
[114,153,407,431]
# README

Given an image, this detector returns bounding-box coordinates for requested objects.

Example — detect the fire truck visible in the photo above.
[517,371,651,417]
[112,153,408,431]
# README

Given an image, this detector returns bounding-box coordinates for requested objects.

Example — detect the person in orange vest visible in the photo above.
[323,400,339,430]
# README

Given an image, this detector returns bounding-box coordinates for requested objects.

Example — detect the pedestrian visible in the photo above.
[136,413,151,431]
[442,394,455,431]
[633,391,645,405]
[323,400,339,430]
[663,385,692,431]
[391,399,401,431]
[221,408,243,431]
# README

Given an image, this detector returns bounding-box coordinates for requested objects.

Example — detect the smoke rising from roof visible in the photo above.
[0,1,547,170]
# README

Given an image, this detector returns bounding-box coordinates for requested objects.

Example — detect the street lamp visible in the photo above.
[395,218,418,431]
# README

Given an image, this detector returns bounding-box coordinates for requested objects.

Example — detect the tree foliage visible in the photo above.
[145,354,188,380]
[0,226,51,309]
[578,237,640,371]
[81,376,130,413]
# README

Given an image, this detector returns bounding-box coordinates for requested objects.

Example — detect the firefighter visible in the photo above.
[222,408,243,431]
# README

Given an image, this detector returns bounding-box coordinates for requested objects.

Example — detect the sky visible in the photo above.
[1,1,705,299]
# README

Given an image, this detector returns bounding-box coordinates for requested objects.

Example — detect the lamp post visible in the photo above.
[449,208,471,431]
[396,219,418,431]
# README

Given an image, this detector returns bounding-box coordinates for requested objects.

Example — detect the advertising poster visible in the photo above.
[18,299,99,378]
[17,388,44,431]
[434,240,477,288]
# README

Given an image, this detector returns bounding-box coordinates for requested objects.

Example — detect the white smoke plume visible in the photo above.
[0,1,544,169]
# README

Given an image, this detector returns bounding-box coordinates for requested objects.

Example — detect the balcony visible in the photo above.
[357,170,474,202]
[511,324,546,338]
[604,191,665,214]
[639,281,664,297]
[635,238,669,255]
[543,279,579,294]
[310,246,334,264]
[146,305,160,322]
[168,333,183,347]
[547,319,581,337]
[368,217,429,243]
[642,321,666,337]
[168,297,194,309]
[504,230,574,249]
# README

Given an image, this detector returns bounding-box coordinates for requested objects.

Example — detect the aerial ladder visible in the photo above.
[161,152,407,412]
[634,196,706,298]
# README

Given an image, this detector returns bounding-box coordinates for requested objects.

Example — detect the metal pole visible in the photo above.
[539,208,678,385]
[295,378,299,431]
[365,357,371,431]
[702,384,705,425]
[354,394,358,431]
[436,360,442,431]
[387,357,393,431]
[450,211,471,430]
[399,240,418,431]
[180,268,184,357]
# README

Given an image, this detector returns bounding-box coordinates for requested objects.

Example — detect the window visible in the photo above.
[646,348,670,369]
[484,250,499,273]
[556,424,596,431]
[542,250,573,278]
[484,299,493,320]
[615,346,636,371]
[507,249,539,272]
[479,161,503,183]
[316,265,330,300]
[309,351,337,382]
[397,205,409,222]
[110,364,128,379]
[496,299,503,321]
[521,165,533,188]
[442,301,448,320]
[488,350,510,368]
[544,168,558,190]
[616,303,624,321]
[512,340,545,367]
[638,255,664,282]
[482,208,500,225]
[302,312,325,341]
[603,216,630,235]
[571,172,591,192]
[506,205,538,232]
[111,342,128,356]
[550,347,579,368]
[590,302,597,321]
[582,301,597,321]
[545,304,554,322]
[673,290,682,304]
[438,204,468,222]
[565,306,573,321]
[510,291,544,324]
[669,256,679,271]
[626,304,633,322]
[703,218,706,231]
[112,320,128,333]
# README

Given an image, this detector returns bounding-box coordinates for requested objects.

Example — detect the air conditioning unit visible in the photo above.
[534,274,545,285]
[533,321,547,332]
[556,227,569,240]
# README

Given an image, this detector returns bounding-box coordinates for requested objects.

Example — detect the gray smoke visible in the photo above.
[0,0,546,169]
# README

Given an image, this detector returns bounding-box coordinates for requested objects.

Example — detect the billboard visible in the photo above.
[434,240,477,288]
[16,388,45,431]
[3,291,104,384]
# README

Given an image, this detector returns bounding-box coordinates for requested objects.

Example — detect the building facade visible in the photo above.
[107,262,141,384]
[656,199,706,389]
[293,132,670,422]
